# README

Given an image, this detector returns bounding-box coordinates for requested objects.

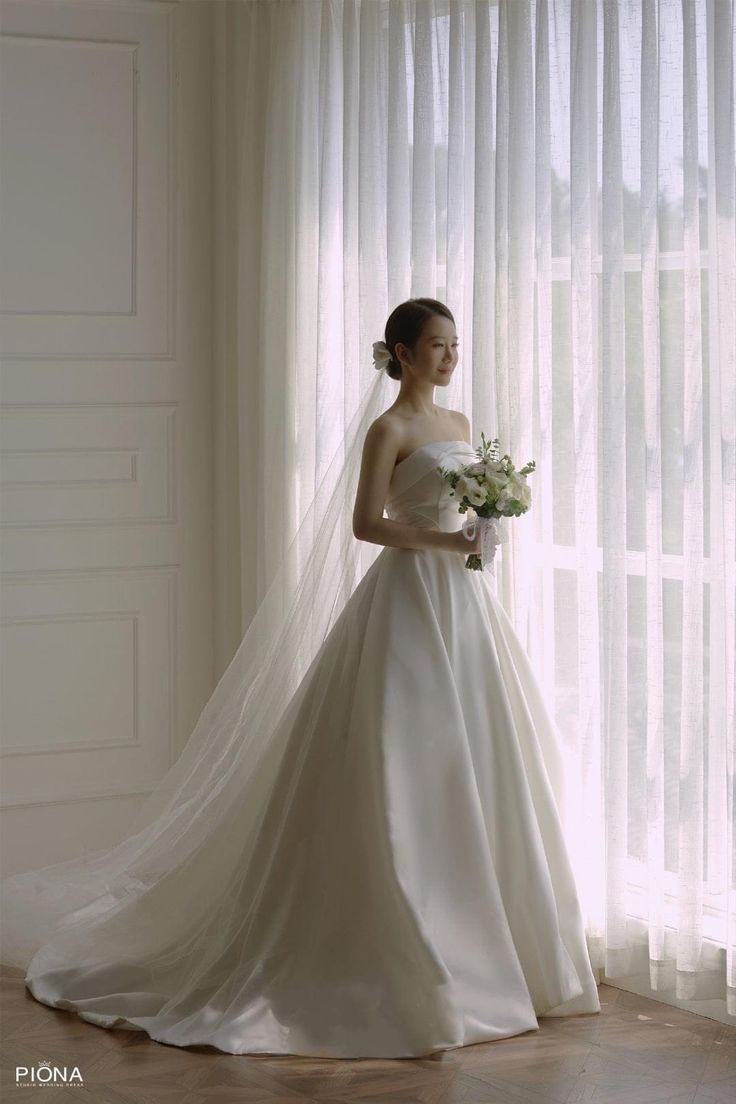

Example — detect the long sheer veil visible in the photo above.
[0,367,394,972]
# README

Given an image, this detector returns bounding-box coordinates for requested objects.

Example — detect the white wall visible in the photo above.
[0,0,215,873]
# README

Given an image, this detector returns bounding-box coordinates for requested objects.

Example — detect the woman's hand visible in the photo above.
[450,524,480,554]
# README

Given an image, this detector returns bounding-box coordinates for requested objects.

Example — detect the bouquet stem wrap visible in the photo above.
[461,513,508,573]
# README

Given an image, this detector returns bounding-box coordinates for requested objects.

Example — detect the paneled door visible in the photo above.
[0,0,215,872]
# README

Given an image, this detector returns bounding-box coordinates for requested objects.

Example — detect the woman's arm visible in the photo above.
[352,420,479,554]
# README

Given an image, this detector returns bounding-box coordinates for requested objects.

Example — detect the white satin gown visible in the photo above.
[21,438,600,1058]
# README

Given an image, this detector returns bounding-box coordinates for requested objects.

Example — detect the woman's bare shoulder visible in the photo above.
[365,410,405,444]
[358,415,405,472]
[448,409,471,442]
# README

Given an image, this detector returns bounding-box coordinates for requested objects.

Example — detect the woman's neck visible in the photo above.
[393,381,438,416]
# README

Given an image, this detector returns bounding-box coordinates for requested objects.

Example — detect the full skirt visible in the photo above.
[23,545,600,1057]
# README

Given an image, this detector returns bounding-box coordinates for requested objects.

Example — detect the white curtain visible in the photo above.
[215,0,735,1024]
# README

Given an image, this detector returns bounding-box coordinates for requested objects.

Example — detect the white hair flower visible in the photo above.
[372,340,393,372]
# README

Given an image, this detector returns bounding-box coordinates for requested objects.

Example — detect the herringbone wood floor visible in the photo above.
[2,966,734,1104]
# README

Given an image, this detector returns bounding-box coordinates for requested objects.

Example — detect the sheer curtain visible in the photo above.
[215,0,735,1024]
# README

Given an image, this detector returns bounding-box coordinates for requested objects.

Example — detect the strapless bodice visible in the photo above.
[385,438,478,532]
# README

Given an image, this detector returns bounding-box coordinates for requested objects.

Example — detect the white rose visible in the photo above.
[456,474,486,507]
[483,468,507,494]
[496,475,530,512]
[508,474,531,508]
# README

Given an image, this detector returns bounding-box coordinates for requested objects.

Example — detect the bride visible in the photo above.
[0,297,600,1059]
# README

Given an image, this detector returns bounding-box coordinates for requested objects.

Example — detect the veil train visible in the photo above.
[0,368,393,974]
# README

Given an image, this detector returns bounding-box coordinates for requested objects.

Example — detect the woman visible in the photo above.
[1,298,600,1058]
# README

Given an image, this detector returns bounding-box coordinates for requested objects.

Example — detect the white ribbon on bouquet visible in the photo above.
[461,512,509,573]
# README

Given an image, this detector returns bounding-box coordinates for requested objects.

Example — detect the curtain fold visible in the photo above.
[602,0,629,979]
[217,0,735,1024]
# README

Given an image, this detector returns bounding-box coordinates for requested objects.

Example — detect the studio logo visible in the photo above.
[15,1060,84,1087]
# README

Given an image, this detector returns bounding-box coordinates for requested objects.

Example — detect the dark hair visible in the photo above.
[383,297,456,381]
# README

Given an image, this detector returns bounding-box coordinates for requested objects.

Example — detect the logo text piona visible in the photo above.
[16,1060,84,1087]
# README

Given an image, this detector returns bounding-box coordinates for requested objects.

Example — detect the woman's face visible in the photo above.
[396,315,459,385]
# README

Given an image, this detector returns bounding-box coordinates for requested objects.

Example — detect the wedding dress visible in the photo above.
[1,430,600,1058]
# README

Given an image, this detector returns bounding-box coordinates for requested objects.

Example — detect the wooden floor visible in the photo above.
[2,968,734,1103]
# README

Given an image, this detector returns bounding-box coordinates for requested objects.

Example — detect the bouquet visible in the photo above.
[436,433,536,571]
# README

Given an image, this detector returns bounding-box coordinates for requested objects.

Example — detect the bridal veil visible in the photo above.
[0,367,394,972]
